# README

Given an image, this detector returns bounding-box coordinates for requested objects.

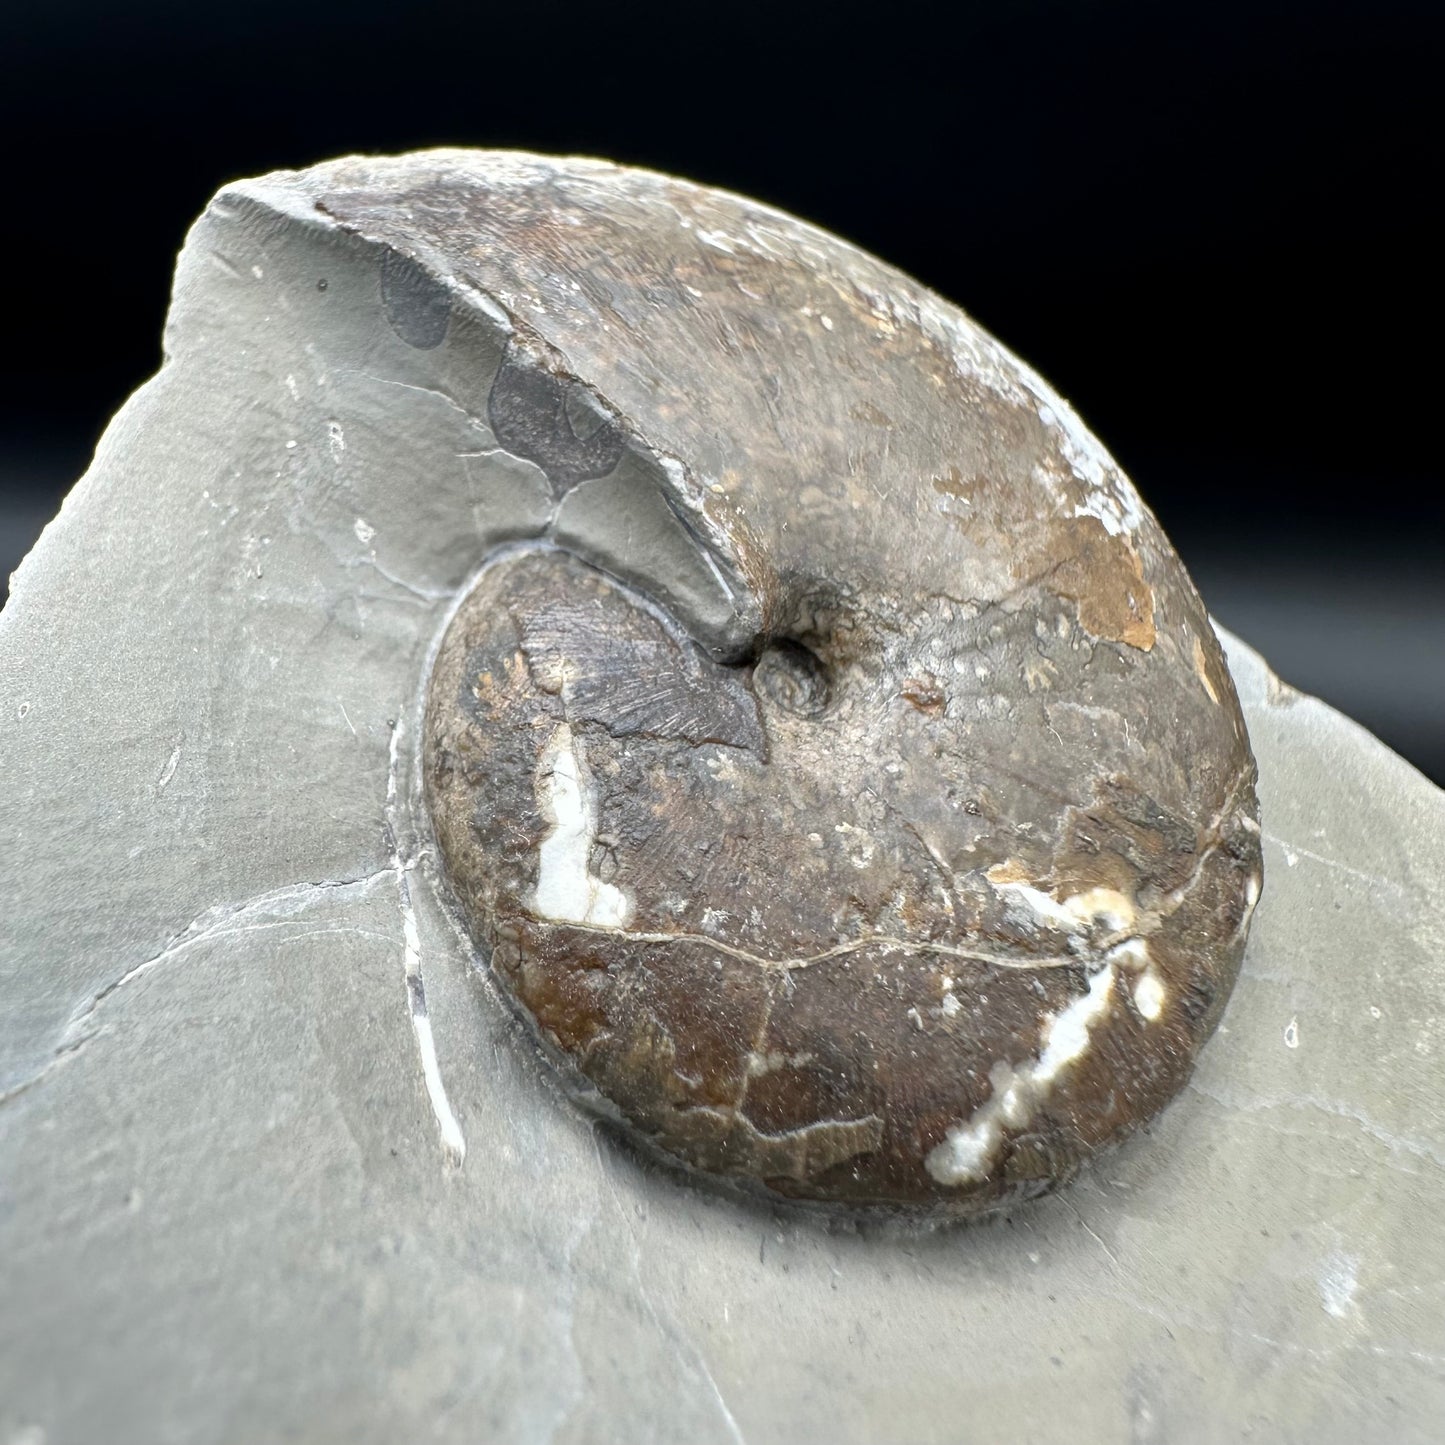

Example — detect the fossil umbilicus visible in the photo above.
[306,151,1263,1214]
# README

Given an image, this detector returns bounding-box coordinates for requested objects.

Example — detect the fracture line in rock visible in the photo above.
[342,368,491,433]
[1,872,399,1105]
[538,919,1089,975]
[0,1035,92,1108]
[68,871,398,1035]
[1261,829,1404,895]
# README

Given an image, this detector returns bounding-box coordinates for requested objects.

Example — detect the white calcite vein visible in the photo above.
[927,883,1169,1187]
[926,962,1118,1186]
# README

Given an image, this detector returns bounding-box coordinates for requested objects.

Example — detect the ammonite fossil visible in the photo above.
[320,152,1261,1214]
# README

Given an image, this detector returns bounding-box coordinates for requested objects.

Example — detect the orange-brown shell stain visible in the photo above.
[1021,515,1157,652]
[1193,635,1224,704]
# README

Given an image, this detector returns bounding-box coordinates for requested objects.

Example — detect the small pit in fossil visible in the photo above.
[752,639,831,718]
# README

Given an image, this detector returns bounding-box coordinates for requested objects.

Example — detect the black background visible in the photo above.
[3,0,1440,781]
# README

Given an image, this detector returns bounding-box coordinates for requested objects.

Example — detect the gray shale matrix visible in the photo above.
[3,152,1444,1445]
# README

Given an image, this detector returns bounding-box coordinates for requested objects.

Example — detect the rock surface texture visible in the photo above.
[2,153,1440,1441]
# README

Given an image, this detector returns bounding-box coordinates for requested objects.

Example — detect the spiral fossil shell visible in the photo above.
[312,151,1263,1213]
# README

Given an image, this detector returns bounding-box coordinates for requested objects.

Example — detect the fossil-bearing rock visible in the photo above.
[18,146,1445,1441]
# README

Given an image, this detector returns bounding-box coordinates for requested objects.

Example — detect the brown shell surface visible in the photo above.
[313,151,1264,1213]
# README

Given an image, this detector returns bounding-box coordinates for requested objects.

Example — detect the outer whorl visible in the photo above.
[286,151,1266,1214]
